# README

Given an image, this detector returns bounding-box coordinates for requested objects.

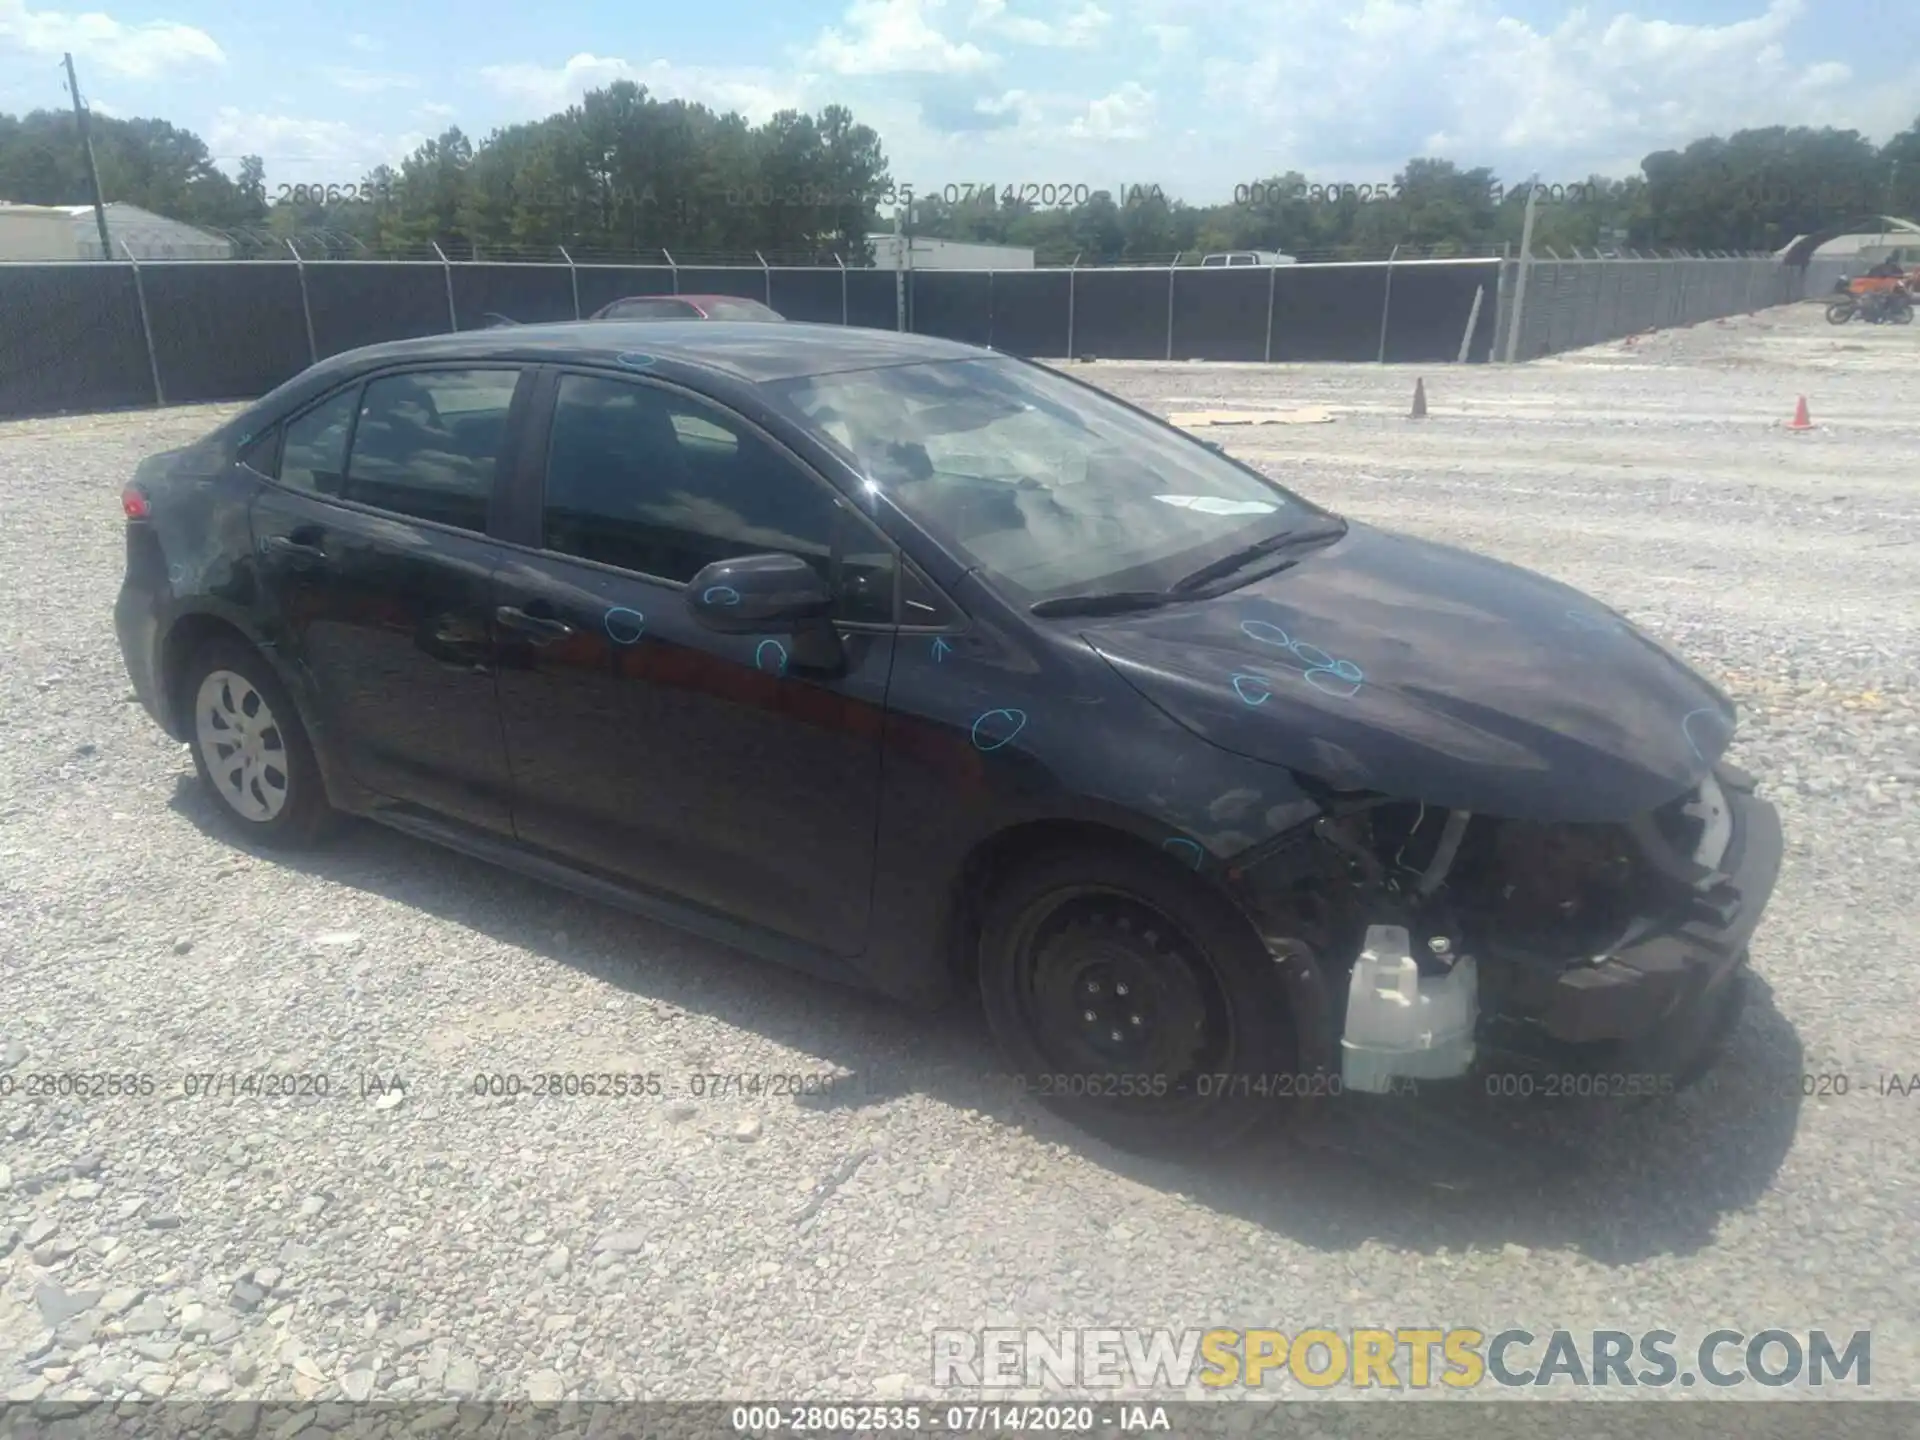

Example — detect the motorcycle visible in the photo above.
[1827,279,1914,325]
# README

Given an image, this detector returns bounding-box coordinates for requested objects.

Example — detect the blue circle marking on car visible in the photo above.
[702,585,742,607]
[167,563,185,585]
[615,352,657,369]
[1240,617,1363,698]
[1162,837,1205,869]
[1304,658,1364,698]
[755,639,788,674]
[1231,673,1273,707]
[1681,706,1725,761]
[970,708,1027,751]
[603,607,646,645]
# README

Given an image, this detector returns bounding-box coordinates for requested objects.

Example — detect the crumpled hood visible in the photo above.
[1083,520,1737,823]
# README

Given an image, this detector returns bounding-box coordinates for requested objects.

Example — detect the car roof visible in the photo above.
[318,321,987,384]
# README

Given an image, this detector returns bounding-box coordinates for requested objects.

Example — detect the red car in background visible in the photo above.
[589,294,785,321]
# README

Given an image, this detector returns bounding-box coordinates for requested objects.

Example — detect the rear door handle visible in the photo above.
[263,535,327,560]
[496,605,575,642]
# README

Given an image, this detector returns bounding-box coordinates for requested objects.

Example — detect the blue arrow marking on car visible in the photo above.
[932,636,953,662]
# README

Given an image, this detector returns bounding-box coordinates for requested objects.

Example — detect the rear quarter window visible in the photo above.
[237,427,282,475]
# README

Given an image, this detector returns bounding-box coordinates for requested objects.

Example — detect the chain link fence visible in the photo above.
[0,242,1833,422]
[1490,254,1820,361]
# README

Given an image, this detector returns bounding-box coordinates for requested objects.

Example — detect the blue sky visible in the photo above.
[2,0,1915,206]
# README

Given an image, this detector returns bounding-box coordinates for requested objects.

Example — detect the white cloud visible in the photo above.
[417,101,459,119]
[969,0,1110,47]
[1066,80,1154,139]
[347,32,379,52]
[204,108,412,183]
[976,88,1041,124]
[0,0,222,78]
[1195,0,1914,185]
[1143,22,1189,53]
[805,0,995,75]
[479,52,806,121]
[318,66,419,93]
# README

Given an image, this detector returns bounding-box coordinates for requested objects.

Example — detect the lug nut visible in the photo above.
[1110,1030,1123,1042]
[1115,982,1130,997]
[1129,1014,1143,1027]
[1083,1010,1097,1023]
[1428,936,1452,957]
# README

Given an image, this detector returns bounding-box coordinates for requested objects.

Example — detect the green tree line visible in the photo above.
[2,84,1916,263]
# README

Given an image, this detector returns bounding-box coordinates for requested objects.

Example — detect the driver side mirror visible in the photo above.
[685,552,844,671]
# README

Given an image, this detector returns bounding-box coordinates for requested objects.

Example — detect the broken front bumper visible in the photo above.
[1482,763,1783,1086]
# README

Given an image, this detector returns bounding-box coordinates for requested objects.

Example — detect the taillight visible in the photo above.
[121,485,150,521]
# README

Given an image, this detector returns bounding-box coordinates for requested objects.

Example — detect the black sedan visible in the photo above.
[114,320,1782,1153]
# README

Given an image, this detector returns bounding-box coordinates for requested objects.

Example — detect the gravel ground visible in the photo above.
[2,301,1917,1420]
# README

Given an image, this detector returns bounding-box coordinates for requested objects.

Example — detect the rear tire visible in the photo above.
[976,844,1301,1155]
[183,636,334,849]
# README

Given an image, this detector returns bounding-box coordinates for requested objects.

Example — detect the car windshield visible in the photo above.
[764,356,1332,605]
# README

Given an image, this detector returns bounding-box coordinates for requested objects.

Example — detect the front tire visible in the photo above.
[1825,300,1856,324]
[976,844,1301,1155]
[184,637,334,848]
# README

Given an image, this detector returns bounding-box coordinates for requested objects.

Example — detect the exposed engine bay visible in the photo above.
[1232,767,1748,1092]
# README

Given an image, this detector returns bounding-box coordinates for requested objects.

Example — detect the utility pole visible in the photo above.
[63,53,113,261]
[1503,172,1542,363]
[894,190,911,333]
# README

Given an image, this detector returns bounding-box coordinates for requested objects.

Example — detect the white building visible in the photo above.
[869,235,1035,269]
[60,202,233,260]
[0,204,80,260]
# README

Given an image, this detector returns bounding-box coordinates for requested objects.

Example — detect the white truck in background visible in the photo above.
[1200,250,1297,267]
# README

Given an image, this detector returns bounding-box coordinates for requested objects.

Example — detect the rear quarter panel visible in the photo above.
[129,440,276,733]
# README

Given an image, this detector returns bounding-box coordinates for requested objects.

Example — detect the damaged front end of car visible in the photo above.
[1224,761,1784,1098]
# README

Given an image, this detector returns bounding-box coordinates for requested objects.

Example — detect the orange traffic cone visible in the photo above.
[1786,396,1813,430]
[1409,378,1428,418]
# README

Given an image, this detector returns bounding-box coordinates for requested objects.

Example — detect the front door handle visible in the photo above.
[263,535,327,561]
[496,605,575,642]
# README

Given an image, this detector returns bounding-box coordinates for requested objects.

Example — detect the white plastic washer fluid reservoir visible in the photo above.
[1339,923,1479,1093]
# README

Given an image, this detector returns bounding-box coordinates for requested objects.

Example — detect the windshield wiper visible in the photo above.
[1168,518,1348,594]
[1029,590,1177,618]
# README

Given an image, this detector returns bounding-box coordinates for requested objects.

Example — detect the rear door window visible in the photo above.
[342,368,521,533]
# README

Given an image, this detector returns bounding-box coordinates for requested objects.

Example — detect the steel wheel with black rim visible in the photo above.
[184,636,334,847]
[977,844,1300,1154]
